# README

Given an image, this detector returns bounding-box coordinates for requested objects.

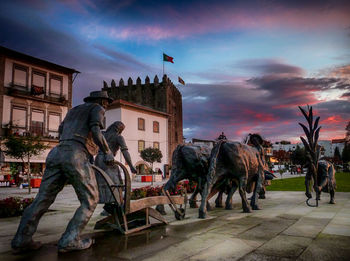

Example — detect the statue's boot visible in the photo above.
[12,240,42,254]
[58,238,94,253]
[252,205,261,210]
[189,200,198,208]
[305,192,312,199]
[259,193,266,199]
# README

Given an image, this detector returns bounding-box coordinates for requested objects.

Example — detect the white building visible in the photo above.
[318,140,345,157]
[105,99,169,180]
[272,143,300,152]
[272,140,345,158]
[0,46,78,183]
[192,138,215,149]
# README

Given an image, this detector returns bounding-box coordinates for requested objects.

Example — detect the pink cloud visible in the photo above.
[244,109,277,122]
[321,115,346,124]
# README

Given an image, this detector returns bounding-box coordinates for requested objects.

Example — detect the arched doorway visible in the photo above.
[135,161,150,175]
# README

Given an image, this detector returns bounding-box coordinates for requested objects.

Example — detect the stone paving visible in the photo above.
[0,186,349,261]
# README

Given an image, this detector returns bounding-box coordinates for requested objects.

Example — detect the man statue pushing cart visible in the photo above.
[11,91,115,253]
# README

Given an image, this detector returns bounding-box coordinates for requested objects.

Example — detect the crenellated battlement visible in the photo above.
[102,75,181,113]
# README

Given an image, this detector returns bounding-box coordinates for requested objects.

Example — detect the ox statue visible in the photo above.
[198,139,268,218]
[163,145,212,208]
[305,159,336,205]
[163,144,259,211]
[298,106,336,207]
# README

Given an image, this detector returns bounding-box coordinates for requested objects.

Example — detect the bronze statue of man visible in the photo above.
[95,121,137,206]
[11,91,114,253]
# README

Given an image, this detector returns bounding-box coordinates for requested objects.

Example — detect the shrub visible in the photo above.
[130,181,193,200]
[0,197,34,218]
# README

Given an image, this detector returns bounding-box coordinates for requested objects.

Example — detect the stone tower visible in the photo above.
[102,75,183,165]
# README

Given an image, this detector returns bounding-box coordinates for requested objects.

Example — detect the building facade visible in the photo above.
[191,138,215,149]
[272,139,345,158]
[106,99,169,177]
[102,75,183,176]
[0,46,78,183]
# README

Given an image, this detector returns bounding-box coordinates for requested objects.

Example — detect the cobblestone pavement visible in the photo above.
[0,186,349,261]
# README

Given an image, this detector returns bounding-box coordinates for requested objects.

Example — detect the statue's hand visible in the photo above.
[104,153,115,165]
[130,166,137,174]
[305,192,312,199]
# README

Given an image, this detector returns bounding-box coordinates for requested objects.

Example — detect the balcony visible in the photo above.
[3,124,59,141]
[5,85,68,106]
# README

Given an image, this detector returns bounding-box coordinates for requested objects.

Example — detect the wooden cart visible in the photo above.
[93,162,187,234]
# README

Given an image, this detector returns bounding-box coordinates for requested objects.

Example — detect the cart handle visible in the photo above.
[92,161,131,214]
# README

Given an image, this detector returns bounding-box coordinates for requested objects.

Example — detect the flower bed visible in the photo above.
[0,197,34,218]
[130,180,197,200]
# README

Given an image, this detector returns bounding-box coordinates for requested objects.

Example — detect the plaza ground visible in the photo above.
[0,183,350,260]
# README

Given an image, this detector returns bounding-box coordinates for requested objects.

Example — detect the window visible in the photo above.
[49,74,63,97]
[138,140,145,152]
[153,142,159,149]
[48,113,61,131]
[11,106,27,128]
[13,64,28,87]
[31,109,44,136]
[153,121,159,133]
[31,70,46,95]
[48,112,61,138]
[138,118,145,131]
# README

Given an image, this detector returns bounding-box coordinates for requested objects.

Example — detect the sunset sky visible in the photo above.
[1,0,349,142]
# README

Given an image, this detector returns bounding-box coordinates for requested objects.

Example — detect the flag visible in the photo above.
[178,76,185,85]
[163,53,174,63]
[31,86,45,95]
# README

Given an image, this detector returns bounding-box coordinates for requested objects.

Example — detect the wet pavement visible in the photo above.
[1,187,350,260]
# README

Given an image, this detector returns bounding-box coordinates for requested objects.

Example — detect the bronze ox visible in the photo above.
[305,159,336,206]
[164,143,272,216]
[163,145,215,209]
[198,141,268,218]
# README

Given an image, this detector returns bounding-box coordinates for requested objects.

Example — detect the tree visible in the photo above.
[273,150,290,165]
[342,143,350,163]
[140,147,163,185]
[346,121,350,144]
[273,149,291,178]
[3,135,48,194]
[333,147,342,164]
[280,140,291,145]
[290,145,307,166]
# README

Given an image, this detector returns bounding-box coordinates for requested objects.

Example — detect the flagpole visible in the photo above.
[162,54,165,76]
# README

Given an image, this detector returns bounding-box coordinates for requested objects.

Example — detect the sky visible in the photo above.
[1,0,349,143]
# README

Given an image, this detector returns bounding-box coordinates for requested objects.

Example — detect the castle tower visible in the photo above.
[102,75,183,171]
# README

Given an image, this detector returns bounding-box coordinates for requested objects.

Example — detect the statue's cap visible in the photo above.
[84,91,113,103]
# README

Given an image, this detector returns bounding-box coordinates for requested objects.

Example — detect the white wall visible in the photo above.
[272,140,345,158]
[105,107,168,173]
[192,141,214,149]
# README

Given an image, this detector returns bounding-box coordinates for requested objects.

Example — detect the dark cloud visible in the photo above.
[181,73,349,142]
[315,100,350,115]
[181,82,299,141]
[237,59,305,77]
[341,92,350,98]
[248,76,350,107]
[0,11,159,104]
[1,0,348,142]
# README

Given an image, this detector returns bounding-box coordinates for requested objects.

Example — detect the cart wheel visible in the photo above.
[175,208,185,220]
